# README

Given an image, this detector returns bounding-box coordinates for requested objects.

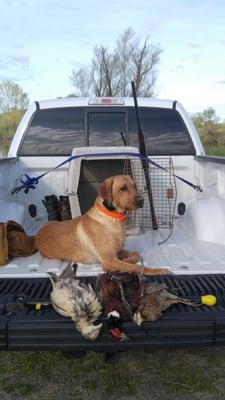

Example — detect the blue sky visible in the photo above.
[1,0,225,118]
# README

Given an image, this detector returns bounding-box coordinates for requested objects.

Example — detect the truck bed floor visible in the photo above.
[1,219,225,278]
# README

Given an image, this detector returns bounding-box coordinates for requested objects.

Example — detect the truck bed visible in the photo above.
[1,273,225,351]
[1,153,225,351]
[1,216,225,278]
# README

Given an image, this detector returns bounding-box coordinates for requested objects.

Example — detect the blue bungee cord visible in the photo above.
[11,151,203,195]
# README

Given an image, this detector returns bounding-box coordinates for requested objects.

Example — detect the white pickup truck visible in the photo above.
[0,96,225,353]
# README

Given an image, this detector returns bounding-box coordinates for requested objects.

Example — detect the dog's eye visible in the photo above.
[120,185,128,191]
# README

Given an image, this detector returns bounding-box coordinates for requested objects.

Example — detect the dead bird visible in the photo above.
[107,311,129,341]
[98,272,144,341]
[48,263,102,340]
[133,281,200,325]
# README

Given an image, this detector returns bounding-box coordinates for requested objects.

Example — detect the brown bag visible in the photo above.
[0,221,37,266]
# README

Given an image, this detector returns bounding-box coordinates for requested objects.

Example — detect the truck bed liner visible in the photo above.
[1,274,225,351]
[2,221,225,278]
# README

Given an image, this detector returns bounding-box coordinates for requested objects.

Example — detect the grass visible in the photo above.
[204,144,225,157]
[1,348,225,399]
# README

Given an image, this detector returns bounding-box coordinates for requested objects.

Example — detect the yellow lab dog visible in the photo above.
[36,175,171,275]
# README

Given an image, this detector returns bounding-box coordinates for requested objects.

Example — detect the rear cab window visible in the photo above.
[19,108,86,156]
[88,112,126,146]
[19,106,195,156]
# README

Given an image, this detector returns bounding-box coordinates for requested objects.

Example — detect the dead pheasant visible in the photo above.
[133,281,200,325]
[98,271,144,341]
[48,263,102,340]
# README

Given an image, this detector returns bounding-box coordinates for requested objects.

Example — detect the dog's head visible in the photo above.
[99,175,144,213]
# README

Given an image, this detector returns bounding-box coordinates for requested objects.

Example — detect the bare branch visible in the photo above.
[70,27,162,98]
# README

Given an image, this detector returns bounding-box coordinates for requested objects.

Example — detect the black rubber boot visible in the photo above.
[42,195,61,221]
[59,195,72,221]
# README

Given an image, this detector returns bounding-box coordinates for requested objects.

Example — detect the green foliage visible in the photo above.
[192,107,225,155]
[0,80,28,156]
[0,80,29,113]
[204,144,225,156]
[0,109,24,156]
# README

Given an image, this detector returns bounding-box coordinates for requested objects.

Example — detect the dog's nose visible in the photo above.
[137,197,144,208]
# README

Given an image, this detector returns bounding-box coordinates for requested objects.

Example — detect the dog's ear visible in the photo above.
[99,177,114,202]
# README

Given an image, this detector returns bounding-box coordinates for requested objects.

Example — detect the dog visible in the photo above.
[35,175,171,275]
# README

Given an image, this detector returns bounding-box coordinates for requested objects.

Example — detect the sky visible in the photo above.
[0,0,225,119]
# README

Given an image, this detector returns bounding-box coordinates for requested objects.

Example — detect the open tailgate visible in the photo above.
[1,274,225,351]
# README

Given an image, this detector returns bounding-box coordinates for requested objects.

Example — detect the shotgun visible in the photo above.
[131,81,158,230]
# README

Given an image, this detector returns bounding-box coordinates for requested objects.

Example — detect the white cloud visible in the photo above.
[170,63,184,73]
[159,77,225,117]
[213,76,225,85]
[180,52,201,63]
[8,54,30,66]
[187,41,204,49]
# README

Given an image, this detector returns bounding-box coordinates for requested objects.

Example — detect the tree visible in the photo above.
[70,27,162,97]
[192,108,225,152]
[70,66,93,97]
[0,110,24,156]
[0,80,29,113]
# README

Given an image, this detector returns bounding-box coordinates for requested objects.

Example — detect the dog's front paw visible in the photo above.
[144,267,173,276]
[126,251,141,264]
[157,268,173,275]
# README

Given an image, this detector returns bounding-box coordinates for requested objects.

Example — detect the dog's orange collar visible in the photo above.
[95,203,126,221]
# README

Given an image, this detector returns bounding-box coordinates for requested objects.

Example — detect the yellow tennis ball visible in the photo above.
[201,295,217,306]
